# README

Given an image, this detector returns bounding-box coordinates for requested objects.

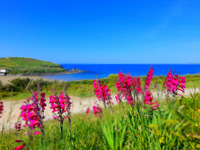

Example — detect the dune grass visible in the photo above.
[1,73,200,101]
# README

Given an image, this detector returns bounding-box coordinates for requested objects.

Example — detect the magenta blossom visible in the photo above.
[93,79,112,106]
[19,90,47,137]
[115,93,121,103]
[151,102,159,110]
[93,105,102,117]
[49,92,71,119]
[33,132,42,135]
[164,69,186,95]
[144,91,159,110]
[0,100,3,118]
[136,77,143,94]
[144,91,153,104]
[144,66,154,91]
[86,107,90,115]
[14,144,26,150]
[115,72,135,106]
[49,90,71,135]
[14,122,21,132]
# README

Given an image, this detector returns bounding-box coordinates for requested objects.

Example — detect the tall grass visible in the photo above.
[0,93,200,149]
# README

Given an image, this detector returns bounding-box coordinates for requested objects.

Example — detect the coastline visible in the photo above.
[6,70,84,76]
[0,75,54,85]
[0,70,84,85]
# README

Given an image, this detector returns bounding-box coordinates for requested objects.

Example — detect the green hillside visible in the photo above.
[0,57,65,74]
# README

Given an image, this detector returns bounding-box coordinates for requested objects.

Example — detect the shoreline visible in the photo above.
[1,72,200,85]
[6,70,84,76]
[0,75,54,85]
[0,71,85,85]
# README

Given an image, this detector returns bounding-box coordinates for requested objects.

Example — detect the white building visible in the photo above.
[0,68,8,75]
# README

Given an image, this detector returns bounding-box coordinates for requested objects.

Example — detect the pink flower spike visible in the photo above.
[24,132,29,135]
[60,91,64,94]
[54,116,58,119]
[33,132,42,135]
[51,89,54,92]
[144,66,154,91]
[93,79,112,106]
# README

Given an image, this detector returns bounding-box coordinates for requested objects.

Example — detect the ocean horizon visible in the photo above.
[42,64,200,81]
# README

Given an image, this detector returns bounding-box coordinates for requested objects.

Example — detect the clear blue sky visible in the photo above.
[0,0,200,64]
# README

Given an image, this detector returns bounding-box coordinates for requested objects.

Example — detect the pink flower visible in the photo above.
[151,102,159,110]
[15,140,23,143]
[115,93,121,103]
[19,90,47,137]
[144,91,153,104]
[14,144,26,150]
[164,69,186,95]
[93,105,102,117]
[115,72,135,105]
[144,66,154,91]
[126,95,134,105]
[93,79,112,106]
[33,132,42,135]
[86,107,90,115]
[136,77,142,94]
[54,116,58,119]
[0,101,4,117]
[29,120,40,128]
[49,92,71,122]
[26,104,34,112]
[14,122,21,131]
[143,91,159,110]
[27,112,37,120]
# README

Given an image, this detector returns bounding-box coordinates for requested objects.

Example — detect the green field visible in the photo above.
[0,57,65,74]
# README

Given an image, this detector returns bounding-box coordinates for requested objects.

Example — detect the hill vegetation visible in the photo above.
[0,57,65,74]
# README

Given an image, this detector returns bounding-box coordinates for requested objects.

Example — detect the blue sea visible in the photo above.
[43,64,200,81]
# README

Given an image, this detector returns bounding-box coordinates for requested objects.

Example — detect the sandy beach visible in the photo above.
[0,75,54,85]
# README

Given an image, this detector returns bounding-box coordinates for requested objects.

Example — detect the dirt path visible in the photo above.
[0,88,199,131]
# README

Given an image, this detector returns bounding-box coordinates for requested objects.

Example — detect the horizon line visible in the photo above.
[59,63,200,65]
